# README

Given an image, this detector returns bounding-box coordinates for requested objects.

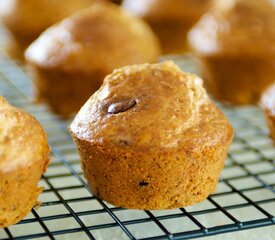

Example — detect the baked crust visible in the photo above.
[0,97,50,227]
[70,61,233,209]
[123,0,212,54]
[188,0,275,104]
[26,2,160,118]
[0,0,93,57]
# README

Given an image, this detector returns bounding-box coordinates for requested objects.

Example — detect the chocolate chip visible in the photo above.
[108,99,136,114]
[139,180,149,187]
[119,139,128,146]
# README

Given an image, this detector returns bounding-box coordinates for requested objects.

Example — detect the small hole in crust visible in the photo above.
[139,180,149,187]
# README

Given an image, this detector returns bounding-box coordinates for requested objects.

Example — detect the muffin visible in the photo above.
[69,61,233,210]
[123,0,213,54]
[0,97,50,228]
[25,2,160,118]
[188,0,275,105]
[261,84,275,142]
[0,0,93,58]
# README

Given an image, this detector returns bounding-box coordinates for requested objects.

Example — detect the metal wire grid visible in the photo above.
[0,38,275,240]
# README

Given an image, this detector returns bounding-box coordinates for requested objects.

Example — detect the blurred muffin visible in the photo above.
[0,97,50,227]
[123,0,213,54]
[0,0,93,58]
[188,0,275,105]
[70,61,233,210]
[25,2,160,118]
[261,84,275,142]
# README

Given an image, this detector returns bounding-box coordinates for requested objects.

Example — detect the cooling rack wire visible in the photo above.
[0,27,274,240]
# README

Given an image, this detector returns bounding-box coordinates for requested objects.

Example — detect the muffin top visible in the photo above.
[188,0,275,57]
[123,0,213,22]
[261,84,275,116]
[0,97,49,173]
[0,0,93,37]
[70,61,233,152]
[25,2,160,73]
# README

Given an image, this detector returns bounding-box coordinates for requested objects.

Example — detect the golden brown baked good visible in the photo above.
[123,0,213,54]
[261,84,275,142]
[188,0,275,105]
[25,2,160,118]
[0,0,93,58]
[0,97,50,228]
[69,61,233,210]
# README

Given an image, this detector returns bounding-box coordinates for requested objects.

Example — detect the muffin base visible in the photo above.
[30,67,107,118]
[201,56,275,105]
[71,135,230,210]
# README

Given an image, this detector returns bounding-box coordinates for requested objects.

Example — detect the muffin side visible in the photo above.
[72,135,231,209]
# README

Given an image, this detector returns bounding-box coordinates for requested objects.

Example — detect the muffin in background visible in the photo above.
[70,61,233,210]
[123,0,213,54]
[0,0,93,58]
[188,0,275,105]
[261,84,275,143]
[25,2,160,118]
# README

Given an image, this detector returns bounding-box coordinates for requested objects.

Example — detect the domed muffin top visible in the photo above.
[0,97,49,173]
[70,61,233,152]
[188,0,275,57]
[0,0,93,36]
[25,2,160,73]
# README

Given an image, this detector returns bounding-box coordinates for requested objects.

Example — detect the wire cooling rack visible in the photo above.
[0,29,275,240]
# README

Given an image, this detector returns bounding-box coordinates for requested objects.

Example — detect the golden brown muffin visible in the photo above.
[261,84,275,142]
[25,2,160,118]
[0,0,93,58]
[123,0,213,54]
[0,97,50,228]
[188,0,275,105]
[69,61,233,210]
